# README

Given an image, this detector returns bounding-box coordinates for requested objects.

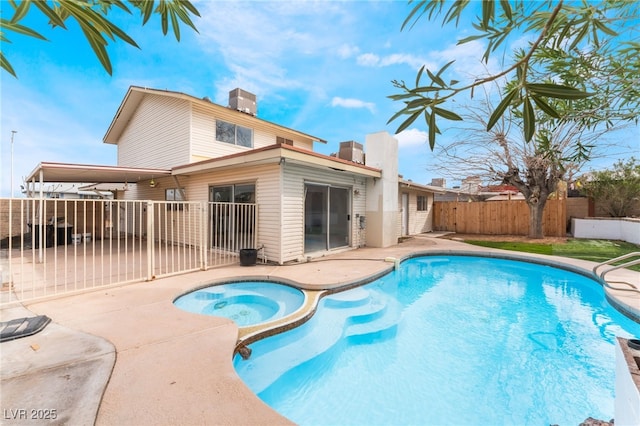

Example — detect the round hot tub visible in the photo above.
[174,281,305,327]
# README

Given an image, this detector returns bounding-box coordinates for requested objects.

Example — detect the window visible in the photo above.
[210,184,255,203]
[166,188,186,210]
[216,120,253,148]
[417,195,428,211]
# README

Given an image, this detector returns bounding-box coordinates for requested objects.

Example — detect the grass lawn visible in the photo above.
[464,238,640,271]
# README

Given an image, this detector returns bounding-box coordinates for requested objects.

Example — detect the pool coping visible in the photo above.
[3,234,639,425]
[232,249,639,359]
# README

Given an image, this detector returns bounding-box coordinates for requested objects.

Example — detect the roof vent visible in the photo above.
[229,88,257,116]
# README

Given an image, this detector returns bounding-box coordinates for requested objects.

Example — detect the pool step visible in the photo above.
[344,296,402,343]
[236,287,403,394]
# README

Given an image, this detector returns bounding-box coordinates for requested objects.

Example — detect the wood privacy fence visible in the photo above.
[432,199,566,237]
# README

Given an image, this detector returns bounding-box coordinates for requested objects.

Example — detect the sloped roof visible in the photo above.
[103,86,327,145]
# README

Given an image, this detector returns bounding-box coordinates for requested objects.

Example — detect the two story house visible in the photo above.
[25,86,443,265]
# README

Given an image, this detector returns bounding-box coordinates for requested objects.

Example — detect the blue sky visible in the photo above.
[1,1,638,197]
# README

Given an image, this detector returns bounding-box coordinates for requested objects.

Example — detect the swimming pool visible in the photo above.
[174,281,305,327]
[234,255,640,425]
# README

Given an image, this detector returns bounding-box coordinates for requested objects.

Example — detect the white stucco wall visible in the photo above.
[572,218,640,244]
[365,132,398,248]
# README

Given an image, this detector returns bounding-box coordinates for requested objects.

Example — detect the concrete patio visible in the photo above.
[1,233,639,425]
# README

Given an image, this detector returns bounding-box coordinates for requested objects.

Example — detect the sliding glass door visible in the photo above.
[304,184,350,253]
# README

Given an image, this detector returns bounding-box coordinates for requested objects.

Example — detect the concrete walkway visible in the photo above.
[1,234,638,425]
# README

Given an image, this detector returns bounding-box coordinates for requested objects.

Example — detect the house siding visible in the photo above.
[397,191,434,237]
[117,95,191,168]
[282,163,367,263]
[190,103,315,162]
[161,164,282,263]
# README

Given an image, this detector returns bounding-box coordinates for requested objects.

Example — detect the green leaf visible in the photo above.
[1,19,47,40]
[161,7,169,35]
[386,107,410,125]
[593,19,618,37]
[487,87,518,131]
[415,65,425,87]
[412,86,440,93]
[169,9,180,41]
[527,83,594,99]
[428,109,436,149]
[481,0,494,30]
[457,34,484,44]
[401,1,427,32]
[500,0,512,21]
[81,27,112,75]
[395,110,423,134]
[32,0,66,28]
[433,107,463,121]
[426,68,445,87]
[10,0,31,24]
[135,0,154,25]
[569,24,589,50]
[104,20,139,48]
[436,60,455,78]
[1,51,17,78]
[523,97,535,142]
[181,0,201,18]
[530,95,560,118]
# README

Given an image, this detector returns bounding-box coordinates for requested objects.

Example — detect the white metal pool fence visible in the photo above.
[0,198,257,305]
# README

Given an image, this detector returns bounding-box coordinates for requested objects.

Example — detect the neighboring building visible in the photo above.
[24,86,442,264]
[20,183,114,199]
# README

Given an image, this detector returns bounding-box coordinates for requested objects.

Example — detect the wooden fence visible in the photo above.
[432,199,566,237]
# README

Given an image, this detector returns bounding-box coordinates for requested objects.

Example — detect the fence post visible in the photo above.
[201,201,208,270]
[147,201,154,281]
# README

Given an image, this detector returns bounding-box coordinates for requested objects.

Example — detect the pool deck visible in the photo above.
[1,233,639,425]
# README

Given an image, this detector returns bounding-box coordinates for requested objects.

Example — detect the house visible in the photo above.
[24,86,443,265]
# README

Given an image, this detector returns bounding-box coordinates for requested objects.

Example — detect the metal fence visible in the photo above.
[0,198,257,306]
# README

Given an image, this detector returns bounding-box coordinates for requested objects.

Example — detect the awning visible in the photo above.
[24,162,171,184]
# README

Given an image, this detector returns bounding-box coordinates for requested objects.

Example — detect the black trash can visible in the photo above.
[56,225,73,245]
[30,224,54,248]
[239,248,258,266]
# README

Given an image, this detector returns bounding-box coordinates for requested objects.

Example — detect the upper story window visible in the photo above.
[216,120,253,148]
[417,195,428,211]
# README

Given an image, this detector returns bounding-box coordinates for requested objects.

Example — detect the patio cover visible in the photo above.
[24,162,171,186]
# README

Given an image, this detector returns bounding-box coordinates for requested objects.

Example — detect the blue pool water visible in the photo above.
[234,256,640,425]
[174,281,304,327]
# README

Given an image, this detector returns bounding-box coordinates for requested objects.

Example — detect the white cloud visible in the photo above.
[357,52,431,70]
[331,97,375,113]
[337,44,359,59]
[431,40,501,80]
[356,53,380,67]
[395,128,428,147]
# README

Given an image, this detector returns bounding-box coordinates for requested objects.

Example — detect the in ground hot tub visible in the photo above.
[174,281,305,327]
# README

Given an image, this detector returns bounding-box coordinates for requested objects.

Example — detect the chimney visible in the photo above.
[229,88,257,116]
[430,178,446,188]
